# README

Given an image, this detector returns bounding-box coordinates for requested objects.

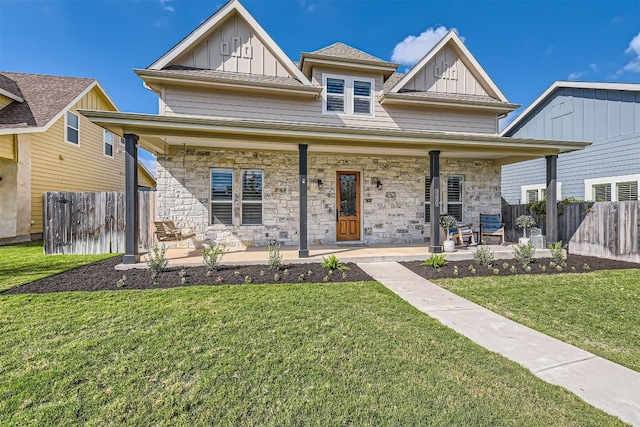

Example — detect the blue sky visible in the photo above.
[1,0,639,173]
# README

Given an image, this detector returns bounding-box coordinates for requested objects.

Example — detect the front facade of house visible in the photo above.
[502,82,640,204]
[83,0,587,261]
[0,72,129,244]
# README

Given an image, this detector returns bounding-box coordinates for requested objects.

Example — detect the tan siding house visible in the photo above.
[0,72,154,244]
[82,0,588,263]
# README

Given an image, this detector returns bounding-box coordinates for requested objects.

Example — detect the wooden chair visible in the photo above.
[153,221,196,242]
[441,221,476,246]
[479,214,505,245]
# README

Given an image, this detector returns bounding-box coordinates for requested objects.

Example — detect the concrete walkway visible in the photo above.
[358,262,640,427]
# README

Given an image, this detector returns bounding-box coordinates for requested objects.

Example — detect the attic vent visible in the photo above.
[433,61,458,80]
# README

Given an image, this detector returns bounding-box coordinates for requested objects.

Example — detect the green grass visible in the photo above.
[0,283,625,426]
[0,241,116,291]
[438,270,640,372]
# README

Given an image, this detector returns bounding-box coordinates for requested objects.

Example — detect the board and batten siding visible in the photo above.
[175,14,292,79]
[29,87,125,234]
[502,87,640,203]
[163,85,498,134]
[0,133,14,160]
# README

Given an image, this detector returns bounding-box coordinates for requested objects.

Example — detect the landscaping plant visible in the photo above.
[473,245,494,267]
[146,244,168,275]
[514,242,536,266]
[321,254,350,271]
[422,253,448,268]
[548,241,568,264]
[202,243,228,272]
[267,242,284,270]
[515,215,536,238]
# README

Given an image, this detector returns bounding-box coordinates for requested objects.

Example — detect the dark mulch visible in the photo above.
[2,258,373,295]
[402,254,640,280]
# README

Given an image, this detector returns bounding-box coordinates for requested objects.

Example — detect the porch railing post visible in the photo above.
[298,144,309,258]
[429,150,442,253]
[123,133,140,264]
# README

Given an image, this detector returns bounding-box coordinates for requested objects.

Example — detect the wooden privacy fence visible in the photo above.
[502,201,640,263]
[44,191,156,255]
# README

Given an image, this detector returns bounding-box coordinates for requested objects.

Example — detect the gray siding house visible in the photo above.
[502,82,640,204]
[82,0,587,263]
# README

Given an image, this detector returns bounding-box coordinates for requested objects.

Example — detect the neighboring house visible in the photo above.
[0,71,153,244]
[82,0,587,263]
[501,81,640,204]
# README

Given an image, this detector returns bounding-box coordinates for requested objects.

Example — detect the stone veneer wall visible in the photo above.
[156,147,501,247]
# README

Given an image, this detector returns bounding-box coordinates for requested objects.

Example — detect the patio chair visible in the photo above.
[479,213,505,245]
[153,220,196,242]
[441,219,476,246]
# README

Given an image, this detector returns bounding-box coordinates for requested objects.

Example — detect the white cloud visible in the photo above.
[589,63,598,71]
[391,26,457,66]
[141,157,158,178]
[568,71,583,80]
[618,31,640,75]
[160,0,174,12]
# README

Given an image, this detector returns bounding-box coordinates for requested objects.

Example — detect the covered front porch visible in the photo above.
[80,110,589,265]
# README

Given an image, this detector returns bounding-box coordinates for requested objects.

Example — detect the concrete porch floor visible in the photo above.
[117,242,552,270]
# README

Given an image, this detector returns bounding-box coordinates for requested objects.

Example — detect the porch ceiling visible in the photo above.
[79,110,590,166]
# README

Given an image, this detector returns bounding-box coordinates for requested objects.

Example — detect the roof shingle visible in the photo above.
[0,72,95,130]
[305,42,398,67]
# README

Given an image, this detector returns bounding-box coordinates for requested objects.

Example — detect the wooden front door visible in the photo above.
[336,171,361,241]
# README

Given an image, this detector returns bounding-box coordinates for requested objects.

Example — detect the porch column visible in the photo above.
[298,144,309,258]
[429,150,442,253]
[546,154,558,244]
[123,133,140,264]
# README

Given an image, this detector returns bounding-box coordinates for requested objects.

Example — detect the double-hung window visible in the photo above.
[617,181,638,201]
[585,175,640,201]
[66,111,79,145]
[211,169,233,225]
[241,170,263,225]
[323,74,374,116]
[103,130,114,157]
[446,175,463,222]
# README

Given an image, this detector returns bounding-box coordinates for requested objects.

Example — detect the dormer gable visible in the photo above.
[382,30,519,114]
[147,0,311,86]
[300,42,399,79]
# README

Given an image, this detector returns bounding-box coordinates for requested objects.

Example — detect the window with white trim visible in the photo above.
[322,74,374,116]
[521,183,561,204]
[241,170,263,225]
[425,176,432,223]
[103,130,114,157]
[585,174,640,202]
[211,169,233,225]
[65,111,79,145]
[446,175,463,222]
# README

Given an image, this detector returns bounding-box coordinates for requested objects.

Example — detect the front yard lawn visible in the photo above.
[0,282,625,426]
[0,241,116,292]
[438,269,640,372]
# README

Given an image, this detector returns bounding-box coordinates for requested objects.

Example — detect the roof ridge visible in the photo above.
[307,41,392,64]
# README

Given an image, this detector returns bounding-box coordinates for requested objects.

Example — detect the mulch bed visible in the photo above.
[401,254,640,280]
[4,254,639,295]
[2,258,374,295]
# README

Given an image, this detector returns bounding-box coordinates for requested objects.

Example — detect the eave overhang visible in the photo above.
[79,110,590,166]
[135,69,322,98]
[379,93,520,114]
[299,54,399,79]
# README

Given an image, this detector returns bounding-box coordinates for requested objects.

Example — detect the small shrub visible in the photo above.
[453,266,459,276]
[555,265,563,272]
[514,242,536,266]
[215,276,223,283]
[116,275,127,288]
[549,261,557,268]
[298,274,305,281]
[234,271,240,277]
[260,270,265,277]
[321,254,350,271]
[548,241,568,264]
[202,244,228,272]
[502,262,509,270]
[473,245,494,267]
[180,277,187,285]
[509,266,517,274]
[267,242,284,270]
[307,270,313,277]
[524,265,532,273]
[421,253,447,268]
[244,276,252,284]
[492,268,500,275]
[571,266,576,272]
[322,275,329,282]
[178,269,187,278]
[146,244,168,275]
[539,265,546,272]
[515,215,536,238]
[583,263,591,270]
[283,269,290,276]
[341,272,348,280]
[206,270,213,277]
[273,273,280,282]
[440,215,457,230]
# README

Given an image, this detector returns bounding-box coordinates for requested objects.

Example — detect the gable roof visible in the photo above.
[148,0,312,86]
[0,73,24,103]
[501,81,640,136]
[0,72,117,134]
[388,30,509,103]
[300,42,399,78]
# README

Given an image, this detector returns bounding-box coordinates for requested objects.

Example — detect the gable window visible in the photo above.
[446,175,463,222]
[425,176,432,223]
[241,170,263,225]
[322,74,374,116]
[103,130,114,157]
[65,111,79,145]
[211,169,233,225]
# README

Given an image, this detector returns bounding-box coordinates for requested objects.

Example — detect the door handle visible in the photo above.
[336,209,339,222]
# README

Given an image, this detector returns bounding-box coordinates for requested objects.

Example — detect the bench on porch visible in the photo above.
[479,214,505,245]
[153,221,196,242]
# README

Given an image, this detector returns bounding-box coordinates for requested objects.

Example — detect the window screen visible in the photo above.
[593,184,612,202]
[241,170,263,225]
[447,175,463,222]
[211,169,233,225]
[617,181,638,201]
